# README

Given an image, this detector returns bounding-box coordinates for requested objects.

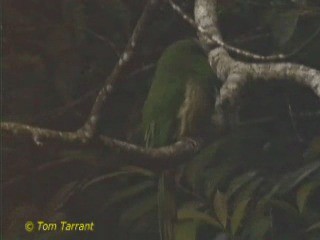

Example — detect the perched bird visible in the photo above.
[142,39,218,148]
[142,39,219,240]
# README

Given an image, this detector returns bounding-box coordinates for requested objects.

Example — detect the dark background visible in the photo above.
[2,0,320,239]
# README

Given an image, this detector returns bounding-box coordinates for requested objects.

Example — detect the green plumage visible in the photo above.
[142,39,217,148]
[142,39,218,240]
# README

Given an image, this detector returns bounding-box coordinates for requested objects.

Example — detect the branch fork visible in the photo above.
[2,0,320,167]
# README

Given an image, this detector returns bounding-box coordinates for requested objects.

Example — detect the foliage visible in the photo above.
[83,127,320,240]
[3,0,320,240]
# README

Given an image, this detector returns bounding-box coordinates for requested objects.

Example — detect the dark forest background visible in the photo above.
[2,0,320,239]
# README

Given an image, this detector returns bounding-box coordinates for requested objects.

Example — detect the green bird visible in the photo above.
[142,39,219,240]
[142,39,218,148]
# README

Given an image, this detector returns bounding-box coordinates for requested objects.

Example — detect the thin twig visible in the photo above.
[128,63,156,78]
[26,63,155,124]
[170,0,320,60]
[168,0,287,61]
[286,24,320,58]
[286,96,303,141]
[30,88,98,123]
[84,28,121,57]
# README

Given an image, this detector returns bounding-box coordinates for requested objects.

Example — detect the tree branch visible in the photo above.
[171,0,320,61]
[2,122,201,162]
[79,0,162,137]
[169,0,287,61]
[2,0,319,170]
[194,0,320,127]
[1,0,205,168]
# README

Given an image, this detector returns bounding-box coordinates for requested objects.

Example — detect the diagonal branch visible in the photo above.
[3,0,319,171]
[79,0,162,137]
[170,0,320,61]
[169,0,287,61]
[194,0,320,128]
[1,0,202,168]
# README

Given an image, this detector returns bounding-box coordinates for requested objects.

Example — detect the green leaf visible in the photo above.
[47,181,79,212]
[174,220,199,240]
[297,181,320,213]
[179,201,204,210]
[184,142,220,191]
[277,161,320,194]
[229,177,263,235]
[244,216,270,240]
[269,199,299,219]
[304,137,320,160]
[81,171,136,190]
[205,164,238,198]
[267,9,299,46]
[307,222,320,232]
[230,198,250,236]
[230,178,263,235]
[236,177,264,201]
[213,190,228,229]
[226,171,257,198]
[102,180,155,209]
[119,194,157,227]
[262,161,320,202]
[177,209,221,229]
[261,185,279,203]
[158,172,176,240]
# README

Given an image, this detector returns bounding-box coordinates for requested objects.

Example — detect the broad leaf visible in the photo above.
[119,194,157,227]
[184,142,220,191]
[230,198,250,236]
[262,161,320,202]
[277,161,320,194]
[229,178,263,236]
[205,164,238,198]
[270,199,299,219]
[177,209,221,229]
[102,180,155,209]
[174,220,199,240]
[304,137,320,160]
[213,190,228,229]
[158,172,176,240]
[245,216,270,240]
[297,181,320,213]
[226,171,257,198]
[267,9,299,46]
[81,171,137,190]
[236,177,264,201]
[307,222,320,232]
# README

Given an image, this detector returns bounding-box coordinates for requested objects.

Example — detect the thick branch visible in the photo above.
[1,0,204,169]
[170,0,286,61]
[1,122,85,146]
[195,0,320,127]
[80,0,161,137]
[1,122,201,162]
